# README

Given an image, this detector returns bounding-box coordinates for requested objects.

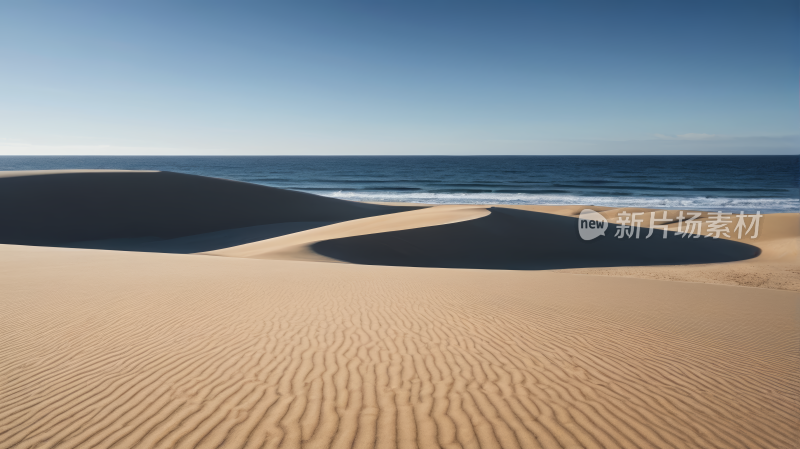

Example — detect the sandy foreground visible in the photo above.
[0,171,798,449]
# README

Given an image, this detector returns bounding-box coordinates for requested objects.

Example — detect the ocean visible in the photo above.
[1,155,797,213]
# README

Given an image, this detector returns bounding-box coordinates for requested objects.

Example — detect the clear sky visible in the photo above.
[1,0,797,155]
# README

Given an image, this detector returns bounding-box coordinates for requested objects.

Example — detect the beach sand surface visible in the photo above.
[1,171,798,448]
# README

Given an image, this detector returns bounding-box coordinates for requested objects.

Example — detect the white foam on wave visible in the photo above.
[321,190,799,213]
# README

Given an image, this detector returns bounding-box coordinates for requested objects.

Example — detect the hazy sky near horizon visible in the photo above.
[1,1,797,155]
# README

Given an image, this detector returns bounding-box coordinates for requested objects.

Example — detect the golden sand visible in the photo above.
[1,171,797,448]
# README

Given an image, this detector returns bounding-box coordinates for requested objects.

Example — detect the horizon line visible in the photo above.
[0,154,797,157]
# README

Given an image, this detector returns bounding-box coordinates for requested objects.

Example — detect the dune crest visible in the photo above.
[205,205,490,261]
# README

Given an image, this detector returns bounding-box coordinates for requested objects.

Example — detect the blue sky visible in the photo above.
[1,1,797,155]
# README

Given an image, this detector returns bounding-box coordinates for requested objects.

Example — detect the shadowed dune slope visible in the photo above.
[310,207,761,269]
[0,170,415,247]
[68,222,337,254]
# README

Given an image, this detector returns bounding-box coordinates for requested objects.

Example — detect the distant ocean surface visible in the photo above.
[1,156,797,213]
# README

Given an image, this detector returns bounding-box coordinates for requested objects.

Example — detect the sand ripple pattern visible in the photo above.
[1,249,798,448]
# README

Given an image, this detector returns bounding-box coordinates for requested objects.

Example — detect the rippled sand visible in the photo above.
[1,171,798,448]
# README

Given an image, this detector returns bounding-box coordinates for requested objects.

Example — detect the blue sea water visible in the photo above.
[0,156,797,213]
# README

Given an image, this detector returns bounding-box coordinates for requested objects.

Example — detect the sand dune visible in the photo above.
[206,205,490,261]
[0,245,797,449]
[209,206,761,270]
[209,199,796,288]
[1,170,798,448]
[0,170,414,248]
[68,222,336,254]
[310,207,761,269]
[3,170,780,273]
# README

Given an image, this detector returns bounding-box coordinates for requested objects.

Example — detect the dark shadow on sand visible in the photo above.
[63,222,336,253]
[0,171,416,249]
[311,207,761,270]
